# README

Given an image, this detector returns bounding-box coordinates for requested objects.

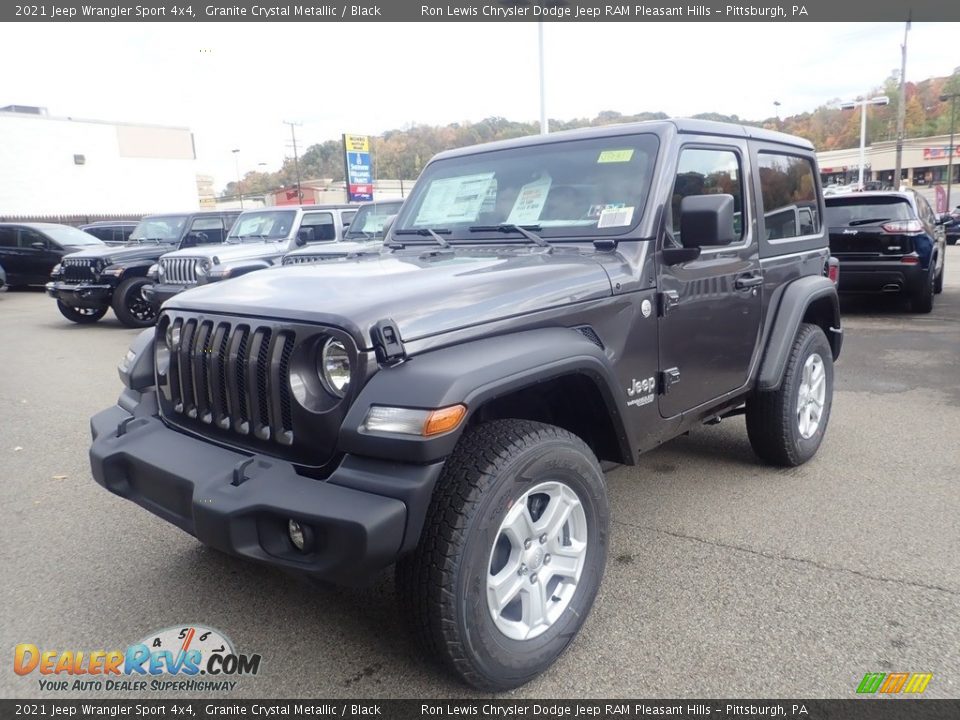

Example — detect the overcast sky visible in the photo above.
[3,22,956,188]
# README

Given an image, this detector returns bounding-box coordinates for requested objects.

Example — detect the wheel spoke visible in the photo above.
[546,544,583,580]
[520,580,549,634]
[535,490,574,538]
[488,567,525,612]
[500,501,535,546]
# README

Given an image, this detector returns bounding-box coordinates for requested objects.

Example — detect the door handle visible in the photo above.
[735,274,763,290]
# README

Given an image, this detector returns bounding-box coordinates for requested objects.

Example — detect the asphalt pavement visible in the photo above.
[2,250,958,699]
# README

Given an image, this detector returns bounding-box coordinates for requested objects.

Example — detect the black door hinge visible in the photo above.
[660,367,680,394]
[370,319,406,365]
[658,290,680,316]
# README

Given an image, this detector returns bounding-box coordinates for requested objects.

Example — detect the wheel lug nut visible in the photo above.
[544,554,551,564]
[518,564,528,575]
[539,533,548,544]
[524,538,532,549]
[530,573,538,584]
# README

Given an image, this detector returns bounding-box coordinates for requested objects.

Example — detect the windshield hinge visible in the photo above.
[370,319,406,365]
[592,239,618,251]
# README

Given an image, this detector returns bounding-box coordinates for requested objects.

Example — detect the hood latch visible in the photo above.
[371,319,406,365]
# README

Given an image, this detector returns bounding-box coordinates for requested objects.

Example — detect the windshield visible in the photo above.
[392,134,658,240]
[227,210,297,241]
[825,197,914,226]
[130,215,189,242]
[345,200,404,240]
[42,226,105,246]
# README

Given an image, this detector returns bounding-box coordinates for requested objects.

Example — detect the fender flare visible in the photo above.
[339,327,632,464]
[217,259,274,278]
[757,275,841,392]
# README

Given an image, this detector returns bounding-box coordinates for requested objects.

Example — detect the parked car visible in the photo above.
[0,262,6,291]
[79,220,140,245]
[944,205,960,245]
[281,199,403,265]
[825,190,947,312]
[144,204,357,309]
[46,210,239,327]
[0,222,104,287]
[91,119,841,690]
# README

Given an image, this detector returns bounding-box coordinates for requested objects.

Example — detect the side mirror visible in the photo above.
[936,213,951,225]
[679,194,736,248]
[296,227,315,246]
[31,241,47,250]
[381,214,397,238]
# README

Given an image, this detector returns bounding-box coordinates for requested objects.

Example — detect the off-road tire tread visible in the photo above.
[395,419,598,690]
[112,276,156,328]
[56,299,107,324]
[746,323,828,467]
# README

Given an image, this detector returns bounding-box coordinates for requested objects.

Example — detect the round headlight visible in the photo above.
[195,259,210,276]
[319,338,351,397]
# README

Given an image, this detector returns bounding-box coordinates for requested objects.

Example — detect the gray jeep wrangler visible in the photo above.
[90,120,841,690]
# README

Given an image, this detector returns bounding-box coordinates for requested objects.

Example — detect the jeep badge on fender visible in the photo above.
[88,119,841,691]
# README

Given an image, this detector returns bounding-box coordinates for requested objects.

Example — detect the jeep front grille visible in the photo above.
[61,258,96,283]
[161,257,199,285]
[165,317,295,445]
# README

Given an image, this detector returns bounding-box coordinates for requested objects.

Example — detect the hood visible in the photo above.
[167,247,613,347]
[163,240,288,264]
[284,241,381,261]
[63,242,176,263]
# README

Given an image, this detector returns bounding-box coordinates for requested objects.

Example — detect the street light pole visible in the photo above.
[538,22,548,135]
[231,148,243,209]
[840,95,889,189]
[941,92,959,211]
[894,18,910,189]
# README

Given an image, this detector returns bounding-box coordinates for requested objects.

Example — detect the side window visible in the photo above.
[20,228,48,249]
[670,148,744,245]
[300,212,336,241]
[757,153,821,240]
[341,211,357,228]
[0,228,16,248]
[189,217,225,244]
[915,195,935,226]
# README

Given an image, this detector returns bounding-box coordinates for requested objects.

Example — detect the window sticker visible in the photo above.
[587,202,625,218]
[414,172,496,226]
[597,149,634,163]
[597,206,635,228]
[507,174,552,225]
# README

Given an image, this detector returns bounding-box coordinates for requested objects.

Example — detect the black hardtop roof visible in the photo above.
[0,221,83,229]
[141,210,237,219]
[81,220,139,226]
[238,204,357,214]
[431,118,814,162]
[825,191,916,204]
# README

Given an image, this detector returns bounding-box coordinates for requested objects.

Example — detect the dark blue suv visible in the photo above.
[825,190,947,313]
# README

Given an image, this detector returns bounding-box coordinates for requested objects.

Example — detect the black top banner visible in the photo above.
[3,0,956,22]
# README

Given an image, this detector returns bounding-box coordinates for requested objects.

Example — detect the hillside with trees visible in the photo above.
[223,69,960,198]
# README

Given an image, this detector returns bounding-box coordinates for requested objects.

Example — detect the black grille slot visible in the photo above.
[278,334,295,439]
[177,319,198,417]
[255,328,273,431]
[234,328,250,431]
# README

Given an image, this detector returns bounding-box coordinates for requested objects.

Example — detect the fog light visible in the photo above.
[288,519,313,552]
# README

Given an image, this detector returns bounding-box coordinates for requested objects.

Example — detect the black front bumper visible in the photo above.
[143,283,189,310]
[90,397,444,585]
[46,281,113,308]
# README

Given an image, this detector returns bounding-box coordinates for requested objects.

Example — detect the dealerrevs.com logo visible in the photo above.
[14,625,262,692]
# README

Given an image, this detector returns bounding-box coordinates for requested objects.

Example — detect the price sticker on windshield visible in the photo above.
[598,149,634,163]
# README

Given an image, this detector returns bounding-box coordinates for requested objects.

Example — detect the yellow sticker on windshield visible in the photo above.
[598,149,634,163]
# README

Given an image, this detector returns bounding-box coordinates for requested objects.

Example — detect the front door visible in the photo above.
[657,142,763,418]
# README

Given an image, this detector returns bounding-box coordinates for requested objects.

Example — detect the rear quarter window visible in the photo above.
[758,153,821,240]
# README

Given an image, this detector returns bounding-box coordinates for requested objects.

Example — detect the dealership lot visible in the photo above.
[2,250,959,699]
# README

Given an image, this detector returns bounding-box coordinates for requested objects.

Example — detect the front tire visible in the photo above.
[112,277,158,328]
[57,300,107,324]
[396,419,608,690]
[934,264,944,295]
[746,323,834,467]
[911,268,935,313]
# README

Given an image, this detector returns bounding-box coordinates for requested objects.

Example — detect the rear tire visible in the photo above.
[57,300,107,324]
[934,264,944,295]
[396,419,608,690]
[112,277,158,328]
[911,268,935,313]
[746,323,834,467]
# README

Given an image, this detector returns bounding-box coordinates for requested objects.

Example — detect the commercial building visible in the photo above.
[0,105,202,219]
[817,133,960,190]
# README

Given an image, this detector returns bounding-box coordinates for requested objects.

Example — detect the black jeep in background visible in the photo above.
[825,190,947,312]
[0,222,105,287]
[46,210,239,327]
[90,120,841,690]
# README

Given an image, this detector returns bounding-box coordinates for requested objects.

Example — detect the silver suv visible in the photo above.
[144,204,357,308]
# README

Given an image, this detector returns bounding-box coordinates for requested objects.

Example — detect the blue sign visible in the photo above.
[343,137,373,202]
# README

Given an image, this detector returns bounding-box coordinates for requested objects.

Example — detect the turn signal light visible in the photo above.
[361,404,468,437]
[881,220,923,235]
[424,405,468,436]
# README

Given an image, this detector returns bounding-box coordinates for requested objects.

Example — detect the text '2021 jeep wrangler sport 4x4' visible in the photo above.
[89,120,841,690]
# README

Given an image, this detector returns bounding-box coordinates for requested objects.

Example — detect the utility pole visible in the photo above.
[893,17,910,189]
[941,92,959,211]
[283,120,303,205]
[538,22,548,134]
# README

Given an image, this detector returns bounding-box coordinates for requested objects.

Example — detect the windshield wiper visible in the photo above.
[468,224,550,248]
[394,228,451,248]
[847,218,891,226]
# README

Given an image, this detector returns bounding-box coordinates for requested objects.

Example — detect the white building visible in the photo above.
[0,106,201,218]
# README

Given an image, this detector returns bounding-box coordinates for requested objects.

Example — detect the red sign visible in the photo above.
[922,147,960,160]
